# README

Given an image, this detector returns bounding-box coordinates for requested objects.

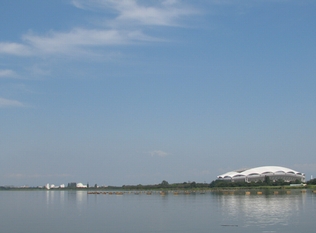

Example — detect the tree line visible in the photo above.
[209,176,302,188]
[120,180,210,190]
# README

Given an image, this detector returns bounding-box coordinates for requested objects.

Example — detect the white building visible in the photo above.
[76,183,87,188]
[217,166,305,183]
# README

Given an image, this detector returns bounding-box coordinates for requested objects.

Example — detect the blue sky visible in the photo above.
[1,0,315,186]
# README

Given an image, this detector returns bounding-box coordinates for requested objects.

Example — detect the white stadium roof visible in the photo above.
[217,166,305,179]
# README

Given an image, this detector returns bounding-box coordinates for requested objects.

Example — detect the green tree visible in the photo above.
[190,181,197,188]
[264,176,271,185]
[307,178,316,185]
[160,180,169,187]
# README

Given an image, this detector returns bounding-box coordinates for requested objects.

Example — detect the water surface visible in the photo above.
[1,190,315,233]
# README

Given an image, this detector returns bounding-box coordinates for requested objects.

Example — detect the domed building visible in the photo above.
[217,166,305,183]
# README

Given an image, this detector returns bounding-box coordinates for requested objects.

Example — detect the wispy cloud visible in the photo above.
[0,97,24,108]
[149,150,171,157]
[72,0,197,26]
[0,69,17,78]
[21,28,159,56]
[0,0,198,58]
[0,42,32,56]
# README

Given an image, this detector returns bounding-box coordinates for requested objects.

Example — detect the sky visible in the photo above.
[0,0,315,187]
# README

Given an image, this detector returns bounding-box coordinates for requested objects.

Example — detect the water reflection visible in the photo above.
[217,192,307,228]
[67,190,86,204]
[44,190,86,208]
[1,190,315,233]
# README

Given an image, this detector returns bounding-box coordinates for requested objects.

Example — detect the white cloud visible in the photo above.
[149,150,170,157]
[0,42,32,56]
[0,69,16,78]
[104,0,197,27]
[71,0,86,9]
[0,97,24,108]
[0,0,198,58]
[71,0,199,28]
[22,28,159,55]
[0,29,159,57]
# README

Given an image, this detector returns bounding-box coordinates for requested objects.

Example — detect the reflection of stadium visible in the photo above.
[216,192,307,228]
[217,166,305,183]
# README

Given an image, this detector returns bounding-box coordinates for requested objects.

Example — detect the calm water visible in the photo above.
[1,190,315,233]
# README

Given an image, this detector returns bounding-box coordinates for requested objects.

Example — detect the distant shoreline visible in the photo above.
[1,185,316,193]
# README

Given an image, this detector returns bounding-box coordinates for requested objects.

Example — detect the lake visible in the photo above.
[1,189,315,233]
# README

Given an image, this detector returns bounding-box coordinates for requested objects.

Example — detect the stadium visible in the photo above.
[217,166,305,183]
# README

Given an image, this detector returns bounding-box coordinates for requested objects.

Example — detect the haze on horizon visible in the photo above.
[1,0,315,187]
